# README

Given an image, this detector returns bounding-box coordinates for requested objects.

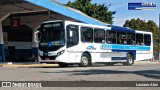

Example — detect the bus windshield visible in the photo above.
[38,22,65,51]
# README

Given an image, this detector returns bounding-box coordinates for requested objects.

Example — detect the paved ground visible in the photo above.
[0,61,159,90]
[0,60,159,68]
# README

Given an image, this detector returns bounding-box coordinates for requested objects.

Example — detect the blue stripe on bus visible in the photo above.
[112,50,136,60]
[101,44,150,51]
[112,45,150,51]
[111,57,127,60]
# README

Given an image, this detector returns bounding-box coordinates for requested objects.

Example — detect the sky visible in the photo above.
[55,0,160,27]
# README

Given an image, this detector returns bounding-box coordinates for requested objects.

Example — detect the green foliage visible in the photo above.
[66,0,116,24]
[124,18,148,30]
[124,18,159,59]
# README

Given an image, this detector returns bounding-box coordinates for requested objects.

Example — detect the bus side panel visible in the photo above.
[136,50,152,61]
[92,44,111,62]
[75,52,82,63]
[111,50,136,61]
[101,52,112,62]
[94,53,103,62]
[68,51,76,63]
[135,45,152,61]
[90,53,96,63]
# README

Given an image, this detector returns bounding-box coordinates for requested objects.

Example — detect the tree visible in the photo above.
[124,18,148,30]
[124,18,159,60]
[66,0,116,24]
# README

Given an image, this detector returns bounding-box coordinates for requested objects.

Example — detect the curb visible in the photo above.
[134,61,160,64]
[0,63,59,68]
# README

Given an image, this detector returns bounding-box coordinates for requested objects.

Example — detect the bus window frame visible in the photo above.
[80,26,94,43]
[106,30,117,44]
[66,24,79,48]
[144,34,151,46]
[94,28,105,43]
[117,31,127,44]
[126,32,136,45]
[136,33,144,45]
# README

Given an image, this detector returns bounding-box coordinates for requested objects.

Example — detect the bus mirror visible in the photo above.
[70,31,73,37]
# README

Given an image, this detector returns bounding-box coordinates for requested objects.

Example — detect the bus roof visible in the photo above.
[108,25,152,34]
[135,30,152,34]
[43,20,111,29]
[108,25,135,33]
[43,20,152,35]
[65,20,110,29]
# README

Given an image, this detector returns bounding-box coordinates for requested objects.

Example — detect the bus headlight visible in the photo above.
[57,50,65,56]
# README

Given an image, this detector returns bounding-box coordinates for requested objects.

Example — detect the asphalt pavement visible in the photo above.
[0,60,159,90]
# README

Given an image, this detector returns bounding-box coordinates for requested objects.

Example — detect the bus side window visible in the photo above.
[94,28,105,43]
[81,27,93,43]
[66,25,79,48]
[106,30,116,44]
[136,34,143,45]
[117,31,126,44]
[144,34,151,46]
[126,33,135,45]
[81,35,85,42]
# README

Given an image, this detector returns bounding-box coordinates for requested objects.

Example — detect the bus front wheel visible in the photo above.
[123,54,134,66]
[78,53,90,67]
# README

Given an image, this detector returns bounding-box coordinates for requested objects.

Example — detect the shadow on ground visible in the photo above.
[43,69,160,80]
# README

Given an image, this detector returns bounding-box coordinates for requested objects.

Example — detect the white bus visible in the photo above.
[35,20,153,67]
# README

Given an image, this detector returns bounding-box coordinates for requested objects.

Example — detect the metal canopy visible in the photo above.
[0,0,108,26]
[0,0,27,5]
[0,0,109,62]
[25,0,107,26]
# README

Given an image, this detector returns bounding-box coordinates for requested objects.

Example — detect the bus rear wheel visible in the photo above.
[78,53,90,67]
[123,54,134,66]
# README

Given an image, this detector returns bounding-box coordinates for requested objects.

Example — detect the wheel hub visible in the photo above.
[81,57,88,65]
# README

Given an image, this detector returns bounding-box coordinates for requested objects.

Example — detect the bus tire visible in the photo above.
[58,62,68,67]
[78,53,90,67]
[123,54,134,66]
